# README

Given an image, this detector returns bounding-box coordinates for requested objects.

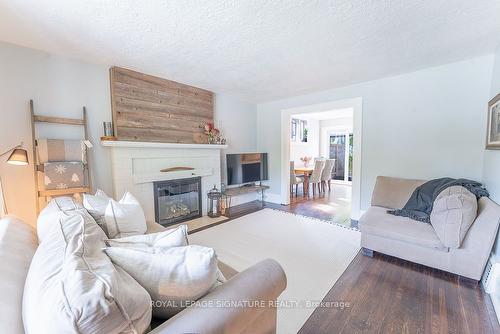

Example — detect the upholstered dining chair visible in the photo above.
[290,161,304,197]
[320,159,335,193]
[309,159,325,196]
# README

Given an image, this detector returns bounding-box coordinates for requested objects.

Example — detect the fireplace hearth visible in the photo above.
[153,177,202,226]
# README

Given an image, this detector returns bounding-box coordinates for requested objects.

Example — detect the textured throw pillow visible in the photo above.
[23,210,152,334]
[83,189,111,236]
[106,225,188,249]
[104,245,221,319]
[105,192,147,238]
[430,186,478,248]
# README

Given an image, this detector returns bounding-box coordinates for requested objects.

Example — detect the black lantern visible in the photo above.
[207,185,222,218]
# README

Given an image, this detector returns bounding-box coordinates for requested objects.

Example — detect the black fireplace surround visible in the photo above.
[153,177,202,226]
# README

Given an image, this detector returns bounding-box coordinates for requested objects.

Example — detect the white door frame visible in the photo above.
[280,97,363,219]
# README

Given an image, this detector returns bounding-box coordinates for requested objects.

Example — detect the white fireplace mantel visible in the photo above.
[101,140,224,221]
[101,140,228,150]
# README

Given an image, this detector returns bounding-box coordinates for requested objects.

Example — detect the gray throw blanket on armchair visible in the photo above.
[387,178,489,223]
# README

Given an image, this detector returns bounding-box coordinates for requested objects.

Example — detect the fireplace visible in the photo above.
[153,177,202,226]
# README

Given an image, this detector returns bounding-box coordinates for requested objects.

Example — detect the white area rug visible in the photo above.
[188,208,361,333]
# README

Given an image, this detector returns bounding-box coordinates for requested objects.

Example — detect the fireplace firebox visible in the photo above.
[153,177,202,226]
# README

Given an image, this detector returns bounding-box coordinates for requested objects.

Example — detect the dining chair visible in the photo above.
[290,161,304,197]
[320,159,335,193]
[309,159,325,196]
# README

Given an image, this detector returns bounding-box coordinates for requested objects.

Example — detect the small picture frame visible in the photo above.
[486,93,500,149]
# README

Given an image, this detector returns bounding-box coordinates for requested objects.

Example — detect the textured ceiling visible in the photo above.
[0,1,499,102]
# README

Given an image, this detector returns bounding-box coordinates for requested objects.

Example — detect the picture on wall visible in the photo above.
[486,93,500,149]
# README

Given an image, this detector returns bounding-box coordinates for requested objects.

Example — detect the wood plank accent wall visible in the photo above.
[110,66,214,143]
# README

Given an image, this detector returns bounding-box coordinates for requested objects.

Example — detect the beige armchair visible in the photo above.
[359,176,500,281]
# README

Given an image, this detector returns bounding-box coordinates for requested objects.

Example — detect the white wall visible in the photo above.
[214,94,259,205]
[290,116,320,167]
[483,45,500,261]
[257,56,494,211]
[0,42,258,224]
[0,42,112,225]
[215,94,257,154]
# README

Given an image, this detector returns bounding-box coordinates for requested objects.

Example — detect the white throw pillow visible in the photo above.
[104,245,220,319]
[105,191,147,238]
[106,225,188,249]
[23,210,152,334]
[83,189,111,236]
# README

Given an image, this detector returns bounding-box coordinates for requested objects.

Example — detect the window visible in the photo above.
[291,118,308,142]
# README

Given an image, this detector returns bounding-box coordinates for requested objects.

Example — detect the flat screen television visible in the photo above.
[226,153,269,186]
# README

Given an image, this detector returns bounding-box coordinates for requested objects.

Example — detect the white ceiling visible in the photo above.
[0,1,499,102]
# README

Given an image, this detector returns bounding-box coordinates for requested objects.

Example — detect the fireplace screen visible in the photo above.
[153,177,202,226]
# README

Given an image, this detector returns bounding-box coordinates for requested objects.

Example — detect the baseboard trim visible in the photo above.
[483,256,500,324]
[263,192,282,205]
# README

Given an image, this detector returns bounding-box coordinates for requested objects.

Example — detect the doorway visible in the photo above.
[280,97,362,220]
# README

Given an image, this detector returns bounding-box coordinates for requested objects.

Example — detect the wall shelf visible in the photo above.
[101,140,227,150]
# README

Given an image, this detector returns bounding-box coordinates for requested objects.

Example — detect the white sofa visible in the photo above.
[0,200,286,334]
[360,176,500,281]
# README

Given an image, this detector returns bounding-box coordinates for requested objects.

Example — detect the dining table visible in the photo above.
[294,166,314,197]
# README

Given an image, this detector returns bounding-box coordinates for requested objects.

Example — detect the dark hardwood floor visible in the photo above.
[222,184,353,224]
[299,252,499,334]
[267,183,354,226]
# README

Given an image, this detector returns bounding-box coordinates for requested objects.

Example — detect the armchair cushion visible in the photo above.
[371,176,425,209]
[430,186,477,248]
[360,206,448,251]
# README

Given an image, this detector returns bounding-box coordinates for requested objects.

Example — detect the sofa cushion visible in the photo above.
[106,225,188,249]
[371,176,426,209]
[430,186,478,248]
[23,207,152,334]
[0,216,37,334]
[104,245,221,319]
[360,206,447,251]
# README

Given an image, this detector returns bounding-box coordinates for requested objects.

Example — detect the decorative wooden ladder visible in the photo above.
[30,100,92,213]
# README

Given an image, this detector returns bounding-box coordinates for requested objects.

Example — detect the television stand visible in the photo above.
[222,183,270,217]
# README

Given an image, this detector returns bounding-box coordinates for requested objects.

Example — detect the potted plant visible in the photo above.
[204,122,226,144]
